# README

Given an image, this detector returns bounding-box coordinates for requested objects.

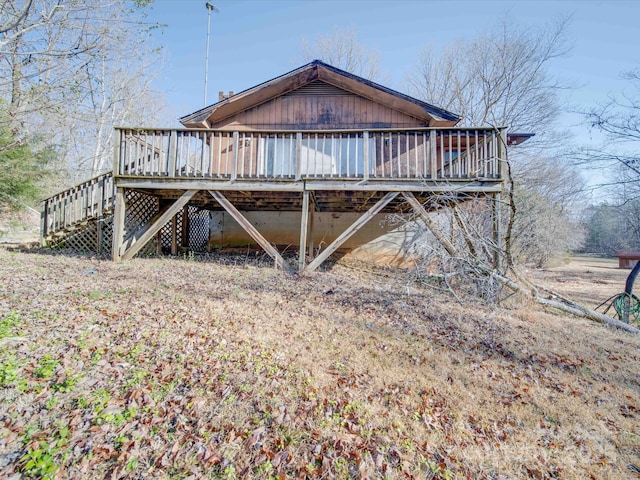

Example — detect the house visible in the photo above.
[41,60,514,272]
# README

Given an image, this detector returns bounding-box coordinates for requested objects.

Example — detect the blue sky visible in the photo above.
[146,0,639,140]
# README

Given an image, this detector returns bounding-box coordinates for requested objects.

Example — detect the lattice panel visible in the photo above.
[99,217,114,255]
[189,208,210,252]
[46,190,211,257]
[123,191,159,257]
[123,191,158,238]
[156,206,209,254]
[159,210,184,252]
[49,221,99,252]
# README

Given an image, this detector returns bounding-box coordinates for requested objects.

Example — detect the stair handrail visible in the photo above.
[41,171,115,240]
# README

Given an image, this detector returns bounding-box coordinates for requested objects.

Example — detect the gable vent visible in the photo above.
[285,81,351,96]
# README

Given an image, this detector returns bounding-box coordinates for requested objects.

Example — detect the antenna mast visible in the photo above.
[204,2,219,107]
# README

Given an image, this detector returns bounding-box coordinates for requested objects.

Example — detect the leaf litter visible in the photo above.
[0,248,639,479]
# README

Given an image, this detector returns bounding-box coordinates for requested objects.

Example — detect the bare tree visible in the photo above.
[407,17,570,138]
[298,28,383,81]
[578,68,640,192]
[573,69,640,256]
[390,18,637,331]
[406,17,582,265]
[0,0,169,185]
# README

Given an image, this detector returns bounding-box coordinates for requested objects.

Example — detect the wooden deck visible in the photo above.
[116,126,504,186]
[115,125,504,209]
[42,126,506,271]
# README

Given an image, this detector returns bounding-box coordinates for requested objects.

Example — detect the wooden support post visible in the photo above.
[96,218,103,255]
[157,199,167,256]
[308,193,315,260]
[40,200,48,247]
[171,214,178,256]
[209,190,294,273]
[299,189,310,271]
[402,192,457,257]
[121,190,197,261]
[112,187,126,262]
[304,192,399,273]
[181,205,190,249]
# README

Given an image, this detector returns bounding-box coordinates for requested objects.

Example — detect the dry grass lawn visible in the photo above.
[0,248,638,479]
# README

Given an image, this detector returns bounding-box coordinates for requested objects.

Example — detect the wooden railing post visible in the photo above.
[231,131,239,181]
[430,130,438,179]
[168,130,178,177]
[363,131,369,181]
[113,128,121,176]
[97,176,105,218]
[295,132,302,180]
[40,199,48,247]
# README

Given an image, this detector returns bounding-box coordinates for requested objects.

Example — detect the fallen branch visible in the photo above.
[415,204,640,335]
[486,267,640,335]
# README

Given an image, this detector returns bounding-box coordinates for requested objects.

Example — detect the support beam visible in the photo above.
[401,192,457,256]
[112,187,126,262]
[307,193,316,260]
[181,205,190,249]
[171,214,178,255]
[299,190,310,271]
[121,190,196,261]
[40,200,48,247]
[208,190,294,273]
[304,192,399,273]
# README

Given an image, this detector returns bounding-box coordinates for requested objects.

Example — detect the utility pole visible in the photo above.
[203,2,219,107]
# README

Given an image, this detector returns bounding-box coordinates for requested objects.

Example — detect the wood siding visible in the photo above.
[210,89,426,130]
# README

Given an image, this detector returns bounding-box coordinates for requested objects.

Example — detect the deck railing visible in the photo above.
[41,172,115,238]
[116,127,505,181]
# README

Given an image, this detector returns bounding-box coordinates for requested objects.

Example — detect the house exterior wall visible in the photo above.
[208,211,396,250]
[194,83,454,179]
[209,86,426,130]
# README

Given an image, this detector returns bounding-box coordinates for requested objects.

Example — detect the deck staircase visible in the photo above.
[41,172,117,253]
[41,171,210,256]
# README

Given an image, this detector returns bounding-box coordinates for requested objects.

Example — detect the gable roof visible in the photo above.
[179,60,460,128]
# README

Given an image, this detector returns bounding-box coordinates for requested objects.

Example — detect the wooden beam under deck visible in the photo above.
[401,192,457,256]
[299,190,310,271]
[208,190,294,273]
[304,192,399,273]
[112,187,126,262]
[116,178,502,194]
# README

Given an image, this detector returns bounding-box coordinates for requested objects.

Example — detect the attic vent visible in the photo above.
[285,81,350,96]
